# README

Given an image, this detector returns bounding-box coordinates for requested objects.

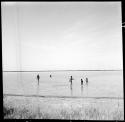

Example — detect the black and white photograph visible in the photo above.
[2,1,124,120]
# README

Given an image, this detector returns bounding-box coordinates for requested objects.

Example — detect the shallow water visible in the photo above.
[3,71,123,98]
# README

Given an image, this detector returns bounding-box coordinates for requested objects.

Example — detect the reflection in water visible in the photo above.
[86,83,88,96]
[81,84,83,96]
[86,77,88,84]
[86,81,88,85]
[36,83,39,96]
[70,84,73,96]
[36,83,40,118]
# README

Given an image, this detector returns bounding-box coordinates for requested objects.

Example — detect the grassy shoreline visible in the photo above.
[3,96,124,120]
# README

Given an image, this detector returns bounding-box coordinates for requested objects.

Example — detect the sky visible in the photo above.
[2,2,123,71]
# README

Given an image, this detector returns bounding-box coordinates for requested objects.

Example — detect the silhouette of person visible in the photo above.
[81,79,83,85]
[50,75,52,78]
[69,76,74,85]
[37,74,40,85]
[86,77,88,84]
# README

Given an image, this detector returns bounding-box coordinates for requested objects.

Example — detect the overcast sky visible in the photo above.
[2,2,123,71]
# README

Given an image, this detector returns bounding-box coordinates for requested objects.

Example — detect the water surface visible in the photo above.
[3,71,123,98]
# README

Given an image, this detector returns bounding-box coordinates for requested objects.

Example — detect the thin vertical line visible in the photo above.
[121,1,124,105]
[16,4,24,94]
[16,4,22,72]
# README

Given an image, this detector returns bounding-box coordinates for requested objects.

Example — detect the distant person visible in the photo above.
[37,74,40,85]
[50,74,52,78]
[86,77,88,84]
[69,76,74,85]
[81,79,83,85]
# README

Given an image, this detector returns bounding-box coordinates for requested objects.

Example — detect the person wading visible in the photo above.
[81,79,83,85]
[36,74,40,118]
[37,74,40,85]
[69,76,74,85]
[69,76,74,96]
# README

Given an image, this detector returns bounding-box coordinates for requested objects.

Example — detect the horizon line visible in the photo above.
[2,69,123,72]
[3,93,123,100]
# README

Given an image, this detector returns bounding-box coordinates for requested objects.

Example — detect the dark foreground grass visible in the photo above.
[3,96,124,120]
[3,102,124,120]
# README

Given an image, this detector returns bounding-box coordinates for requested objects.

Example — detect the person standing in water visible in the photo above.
[37,74,40,85]
[69,76,74,96]
[69,76,74,85]
[36,74,40,117]
[81,79,84,95]
[81,79,83,85]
